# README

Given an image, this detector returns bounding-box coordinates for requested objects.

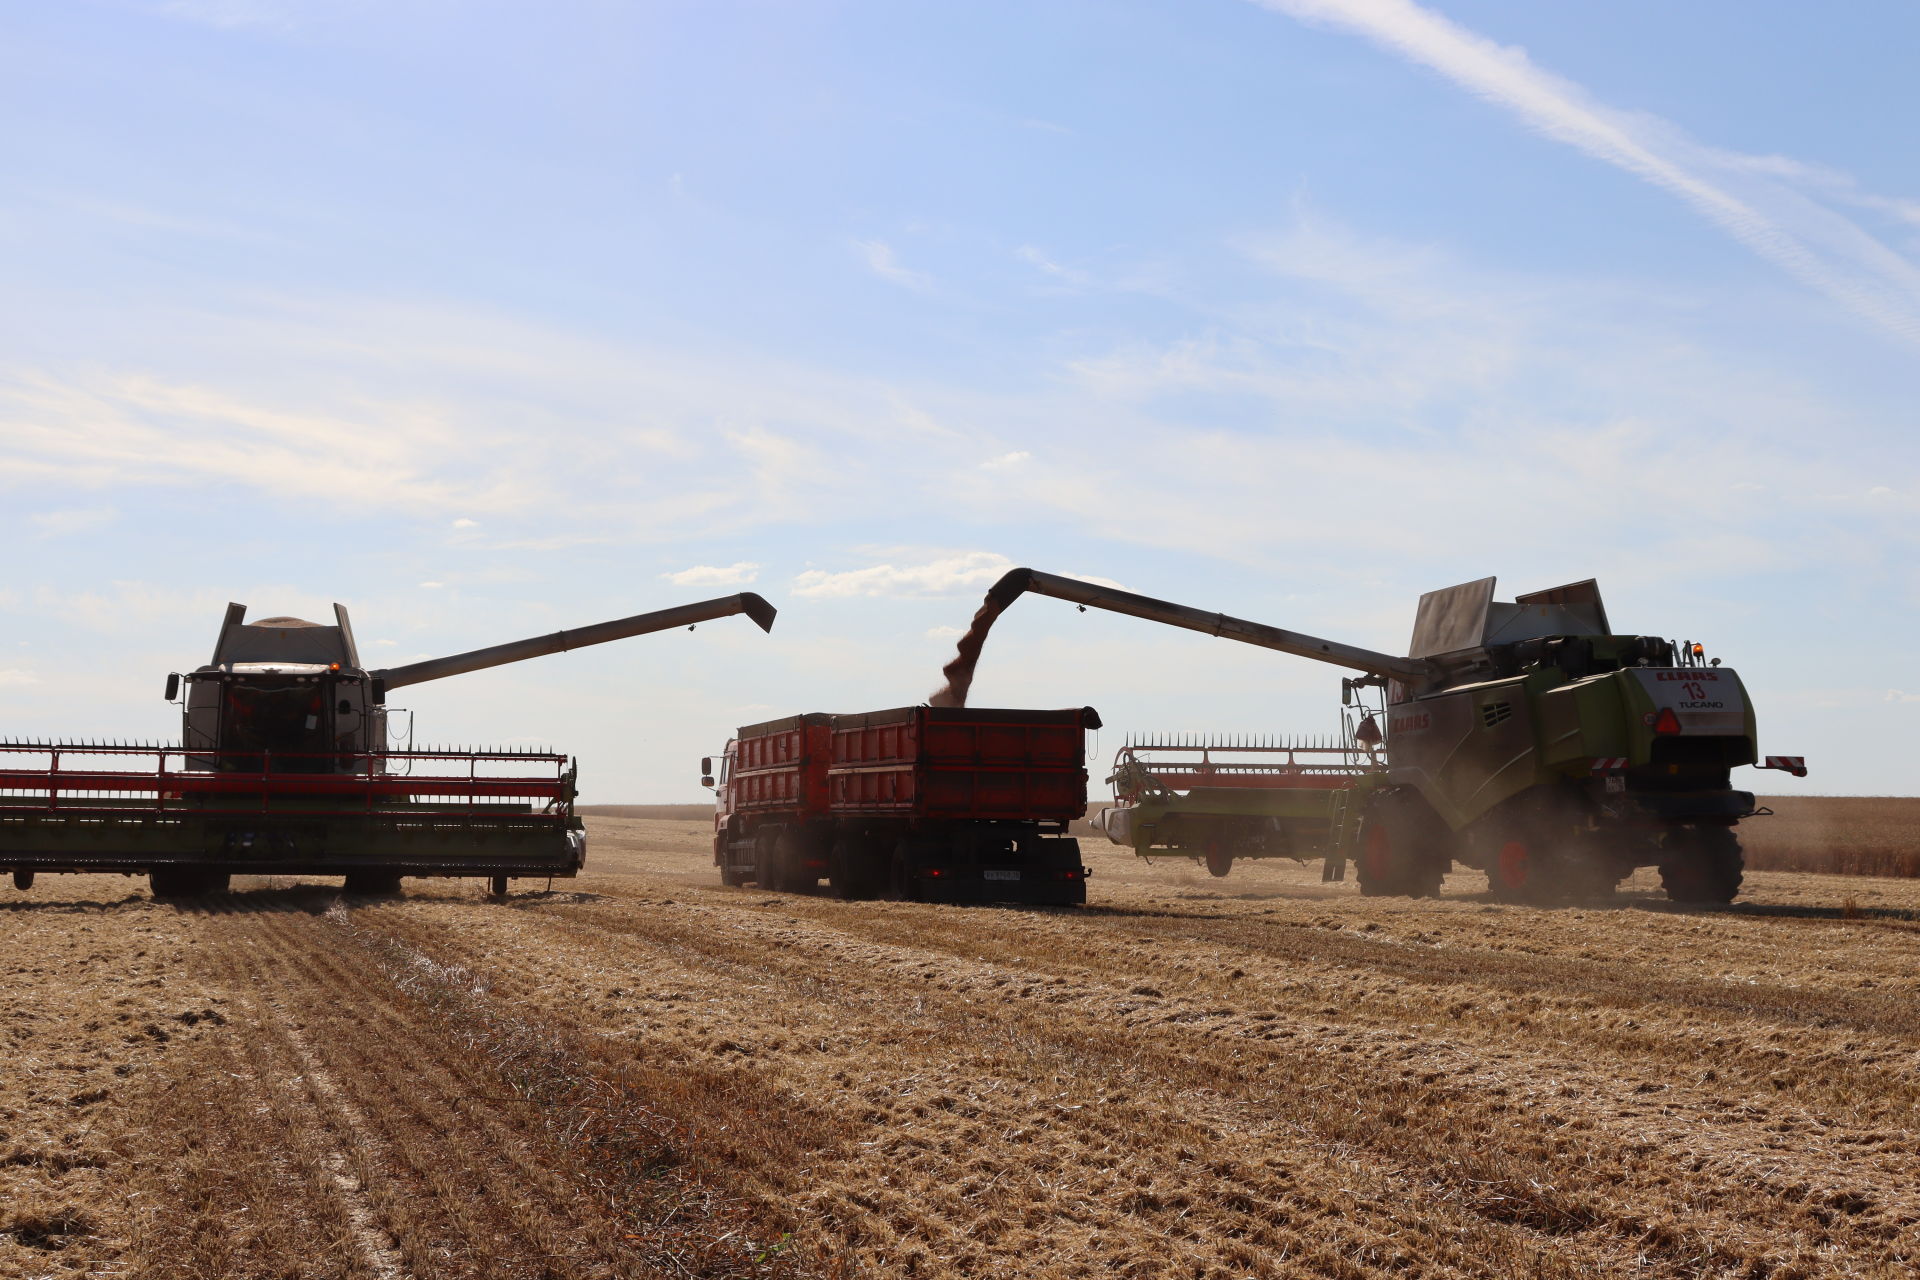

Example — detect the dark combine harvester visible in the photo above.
[1,594,775,899]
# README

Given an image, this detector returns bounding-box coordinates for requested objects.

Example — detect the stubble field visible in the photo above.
[5,804,1920,1279]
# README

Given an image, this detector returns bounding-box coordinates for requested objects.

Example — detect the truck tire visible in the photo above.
[1660,825,1743,904]
[771,828,815,894]
[11,870,33,891]
[829,836,884,900]
[1356,791,1444,898]
[887,845,918,902]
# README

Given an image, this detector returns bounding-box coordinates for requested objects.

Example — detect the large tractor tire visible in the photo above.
[1659,825,1744,904]
[1355,790,1445,899]
[1484,838,1546,904]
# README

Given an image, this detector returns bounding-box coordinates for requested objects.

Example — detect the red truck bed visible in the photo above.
[713,705,1100,904]
[827,706,1091,820]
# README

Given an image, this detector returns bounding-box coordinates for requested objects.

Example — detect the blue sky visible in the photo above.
[1,0,1915,799]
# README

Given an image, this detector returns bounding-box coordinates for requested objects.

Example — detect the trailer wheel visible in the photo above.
[1204,844,1233,878]
[1660,826,1743,905]
[11,870,32,891]
[489,874,510,898]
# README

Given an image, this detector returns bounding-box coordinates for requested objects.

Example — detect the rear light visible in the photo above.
[1057,869,1083,881]
[925,867,946,878]
[1652,708,1682,736]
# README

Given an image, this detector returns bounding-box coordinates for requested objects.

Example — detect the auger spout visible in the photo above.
[374,592,777,690]
[986,569,1432,682]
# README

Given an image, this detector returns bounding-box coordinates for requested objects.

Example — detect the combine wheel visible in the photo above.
[1204,843,1234,879]
[11,870,32,891]
[1485,840,1542,903]
[1355,791,1443,898]
[1660,825,1743,905]
[489,874,510,898]
[344,872,403,896]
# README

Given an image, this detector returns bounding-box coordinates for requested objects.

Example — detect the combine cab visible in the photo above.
[1097,736,1378,877]
[2,593,775,898]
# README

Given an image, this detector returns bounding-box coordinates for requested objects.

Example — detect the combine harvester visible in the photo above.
[961,569,1806,903]
[0,594,775,899]
[703,704,1100,905]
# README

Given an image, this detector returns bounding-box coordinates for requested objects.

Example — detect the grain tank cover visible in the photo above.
[1409,578,1612,657]
[208,602,361,670]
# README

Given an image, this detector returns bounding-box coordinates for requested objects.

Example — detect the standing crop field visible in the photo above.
[5,814,1920,1278]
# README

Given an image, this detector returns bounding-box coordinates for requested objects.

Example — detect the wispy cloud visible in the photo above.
[1251,0,1920,346]
[663,562,761,587]
[981,450,1030,469]
[0,669,42,687]
[852,238,932,291]
[29,508,116,539]
[793,552,1011,599]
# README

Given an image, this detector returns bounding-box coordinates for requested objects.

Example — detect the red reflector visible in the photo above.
[925,868,945,878]
[1652,708,1682,736]
[1058,870,1082,881]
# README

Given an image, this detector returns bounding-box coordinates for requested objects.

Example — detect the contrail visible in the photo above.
[1252,0,1920,347]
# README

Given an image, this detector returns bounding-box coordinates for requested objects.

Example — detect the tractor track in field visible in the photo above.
[7,818,1920,1279]
[371,883,1920,1277]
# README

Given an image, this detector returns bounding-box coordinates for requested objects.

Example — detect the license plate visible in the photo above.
[982,868,1021,881]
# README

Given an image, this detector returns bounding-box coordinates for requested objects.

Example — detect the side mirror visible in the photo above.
[700,757,712,776]
[164,673,180,702]
[370,677,387,705]
[700,776,716,789]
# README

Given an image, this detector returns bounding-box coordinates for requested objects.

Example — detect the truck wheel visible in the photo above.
[829,837,882,900]
[1204,844,1234,878]
[11,870,32,891]
[489,874,510,898]
[1660,826,1743,904]
[887,846,918,902]
[771,829,815,894]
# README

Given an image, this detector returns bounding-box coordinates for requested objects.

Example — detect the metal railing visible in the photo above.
[0,742,574,821]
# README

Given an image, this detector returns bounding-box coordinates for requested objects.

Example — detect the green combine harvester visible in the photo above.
[982,569,1807,903]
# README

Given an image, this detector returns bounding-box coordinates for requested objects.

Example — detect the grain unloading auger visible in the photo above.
[978,568,1806,903]
[0,593,776,899]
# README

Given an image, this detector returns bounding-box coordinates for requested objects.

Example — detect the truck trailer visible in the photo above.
[705,704,1100,905]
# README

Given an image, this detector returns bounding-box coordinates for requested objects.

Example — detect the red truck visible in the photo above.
[702,705,1101,905]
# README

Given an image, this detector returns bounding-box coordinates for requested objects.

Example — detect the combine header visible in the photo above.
[963,568,1806,904]
[1098,733,1379,877]
[1,593,775,898]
